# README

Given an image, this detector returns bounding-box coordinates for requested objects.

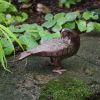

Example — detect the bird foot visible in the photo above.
[52,69,66,74]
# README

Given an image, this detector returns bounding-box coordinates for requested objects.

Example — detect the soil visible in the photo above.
[26,0,100,24]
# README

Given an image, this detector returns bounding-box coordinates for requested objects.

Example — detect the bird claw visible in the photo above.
[52,69,66,74]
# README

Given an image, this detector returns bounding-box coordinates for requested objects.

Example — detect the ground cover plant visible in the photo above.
[39,77,92,100]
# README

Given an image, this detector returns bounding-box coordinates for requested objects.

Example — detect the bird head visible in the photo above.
[61,28,80,45]
[61,28,79,39]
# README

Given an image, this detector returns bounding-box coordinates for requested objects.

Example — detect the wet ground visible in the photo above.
[0,32,100,100]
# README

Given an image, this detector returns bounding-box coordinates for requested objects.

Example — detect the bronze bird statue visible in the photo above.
[19,28,80,74]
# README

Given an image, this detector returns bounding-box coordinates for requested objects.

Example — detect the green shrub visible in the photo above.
[39,77,92,100]
[42,11,100,33]
[0,24,23,71]
[0,0,28,25]
[9,24,61,50]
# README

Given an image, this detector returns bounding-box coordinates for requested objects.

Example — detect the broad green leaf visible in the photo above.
[83,11,92,20]
[52,25,62,32]
[76,20,87,32]
[83,11,99,20]
[91,14,99,20]
[19,34,38,50]
[42,20,56,28]
[51,32,61,38]
[94,22,100,31]
[54,13,65,20]
[63,22,75,29]
[1,38,14,55]
[25,31,40,41]
[65,11,80,21]
[57,17,67,25]
[41,34,53,43]
[9,25,25,33]
[45,13,53,20]
[9,24,38,33]
[87,22,94,32]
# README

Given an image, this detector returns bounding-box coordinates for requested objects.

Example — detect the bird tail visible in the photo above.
[19,51,32,60]
[18,47,42,60]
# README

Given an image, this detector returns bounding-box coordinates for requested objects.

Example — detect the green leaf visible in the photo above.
[45,13,53,20]
[20,12,28,22]
[7,4,17,12]
[9,24,38,33]
[0,3,9,12]
[40,30,53,43]
[25,31,40,41]
[1,38,14,55]
[83,11,92,20]
[0,24,23,50]
[91,14,99,20]
[52,25,62,32]
[51,32,61,38]
[65,11,80,21]
[87,22,94,32]
[76,20,87,32]
[94,22,100,31]
[57,17,67,25]
[63,22,75,29]
[83,11,99,20]
[19,34,38,50]
[42,20,56,28]
[0,13,7,24]
[9,25,25,33]
[54,13,65,20]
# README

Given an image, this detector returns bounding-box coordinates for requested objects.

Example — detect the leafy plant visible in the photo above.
[39,77,92,100]
[9,24,61,50]
[59,0,81,8]
[0,24,23,71]
[43,11,100,33]
[0,0,28,25]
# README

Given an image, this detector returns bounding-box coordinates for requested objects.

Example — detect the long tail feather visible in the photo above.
[19,51,31,60]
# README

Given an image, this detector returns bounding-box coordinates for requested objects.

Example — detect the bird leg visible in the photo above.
[51,57,66,74]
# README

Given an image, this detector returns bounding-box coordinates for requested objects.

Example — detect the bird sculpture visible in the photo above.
[19,28,80,74]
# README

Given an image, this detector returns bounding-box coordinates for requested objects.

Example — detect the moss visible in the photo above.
[39,77,92,100]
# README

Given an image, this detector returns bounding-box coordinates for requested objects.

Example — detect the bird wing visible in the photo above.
[19,38,69,60]
[29,38,69,53]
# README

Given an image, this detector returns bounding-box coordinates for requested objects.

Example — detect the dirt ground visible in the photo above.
[0,32,100,100]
